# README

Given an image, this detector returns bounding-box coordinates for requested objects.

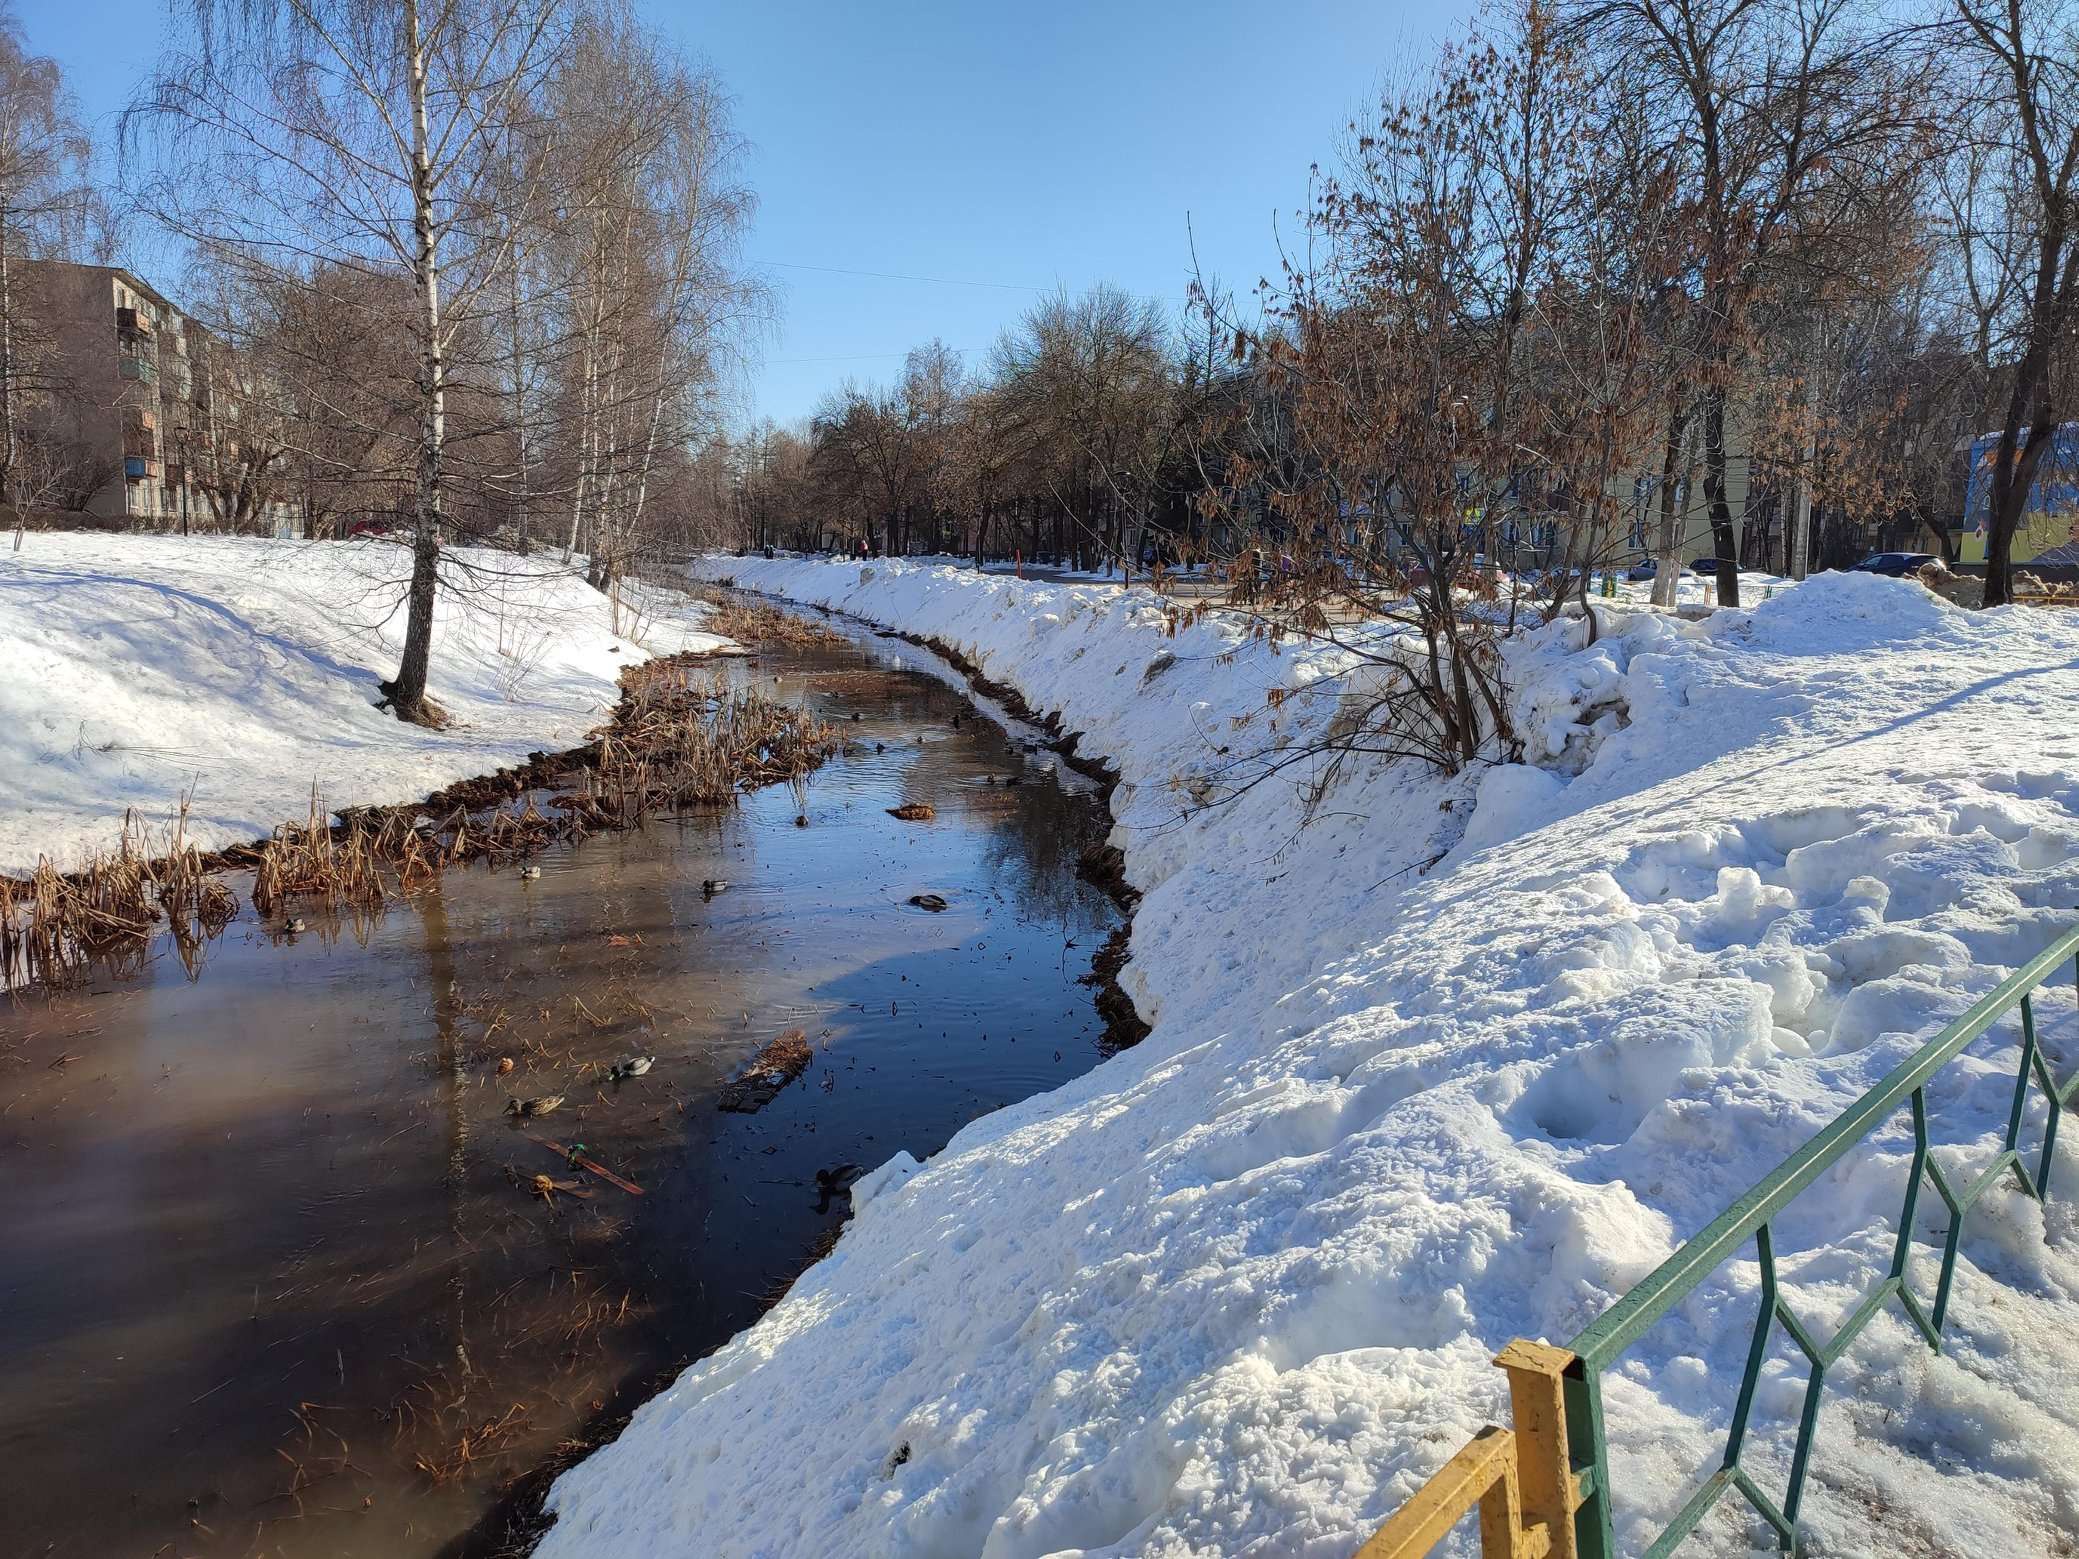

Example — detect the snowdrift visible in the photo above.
[0,533,726,873]
[539,556,2079,1558]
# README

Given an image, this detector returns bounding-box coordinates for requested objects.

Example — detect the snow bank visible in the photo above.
[0,533,727,872]
[539,556,2079,1558]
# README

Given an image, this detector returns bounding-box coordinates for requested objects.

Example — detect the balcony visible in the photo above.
[119,355,157,386]
[116,305,153,336]
[124,456,159,481]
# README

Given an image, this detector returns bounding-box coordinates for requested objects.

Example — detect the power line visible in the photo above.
[753,258,1047,293]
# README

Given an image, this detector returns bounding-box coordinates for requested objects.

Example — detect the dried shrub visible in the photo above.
[0,798,237,989]
[683,583,844,648]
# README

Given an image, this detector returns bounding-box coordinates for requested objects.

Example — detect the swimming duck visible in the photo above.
[813,1162,867,1212]
[284,917,307,934]
[702,878,728,898]
[609,1055,654,1081]
[506,1094,564,1118]
[520,864,542,881]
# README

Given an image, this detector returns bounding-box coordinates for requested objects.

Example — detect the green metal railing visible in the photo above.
[1556,923,2079,1557]
[1360,923,2079,1559]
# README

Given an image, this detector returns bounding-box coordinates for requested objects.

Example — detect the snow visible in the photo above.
[0,532,728,873]
[537,556,2079,1558]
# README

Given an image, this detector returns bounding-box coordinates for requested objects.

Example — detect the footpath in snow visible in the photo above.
[0,532,726,874]
[537,556,2079,1558]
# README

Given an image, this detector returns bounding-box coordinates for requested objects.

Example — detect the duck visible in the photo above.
[813,1162,867,1211]
[815,1163,865,1193]
[506,1094,564,1118]
[520,864,542,881]
[608,1055,655,1082]
[907,893,949,912]
[702,878,729,898]
[284,917,307,934]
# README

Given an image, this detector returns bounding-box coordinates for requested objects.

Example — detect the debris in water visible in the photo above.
[496,1056,516,1075]
[718,1028,813,1113]
[887,803,936,822]
[529,1135,645,1195]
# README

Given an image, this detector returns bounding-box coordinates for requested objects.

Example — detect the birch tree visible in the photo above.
[0,9,93,520]
[129,0,573,723]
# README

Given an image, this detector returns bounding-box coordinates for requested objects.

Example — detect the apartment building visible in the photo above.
[15,260,299,535]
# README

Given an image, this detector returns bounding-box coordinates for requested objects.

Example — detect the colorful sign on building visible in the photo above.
[1962,428,2079,565]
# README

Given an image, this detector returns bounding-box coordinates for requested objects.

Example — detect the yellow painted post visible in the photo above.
[1495,1339,1581,1559]
[1476,1443,1525,1557]
[1353,1426,1521,1559]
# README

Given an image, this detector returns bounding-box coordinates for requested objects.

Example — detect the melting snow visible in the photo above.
[524,557,2079,1557]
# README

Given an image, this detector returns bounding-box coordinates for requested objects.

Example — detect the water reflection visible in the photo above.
[0,623,1121,1559]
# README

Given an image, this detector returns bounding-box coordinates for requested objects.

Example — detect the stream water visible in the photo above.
[0,618,1122,1559]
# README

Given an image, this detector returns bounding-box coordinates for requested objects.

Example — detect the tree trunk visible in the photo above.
[1700,387,1740,608]
[386,0,446,725]
[1651,401,1689,609]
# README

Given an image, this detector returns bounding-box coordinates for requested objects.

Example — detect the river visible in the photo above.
[0,616,1123,1558]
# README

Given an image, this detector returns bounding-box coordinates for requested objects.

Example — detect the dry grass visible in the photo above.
[3,651,841,989]
[596,661,841,816]
[1,796,235,988]
[717,1026,814,1113]
[684,583,845,648]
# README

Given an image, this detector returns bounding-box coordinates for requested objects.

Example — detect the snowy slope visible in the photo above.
[0,533,727,873]
[538,556,2079,1559]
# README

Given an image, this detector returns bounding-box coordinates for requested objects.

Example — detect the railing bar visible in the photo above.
[1898,1282,1940,1349]
[1894,1091,1930,1281]
[1780,1362,1830,1531]
[2003,995,2039,1155]
[1816,1275,1901,1369]
[1568,928,2079,1370]
[1729,1467,1796,1547]
[1930,1205,1968,1336]
[1724,1224,1776,1463]
[1957,1147,2022,1213]
[1774,1298,1825,1365]
[1642,1467,1739,1559]
[1562,1362,1615,1559]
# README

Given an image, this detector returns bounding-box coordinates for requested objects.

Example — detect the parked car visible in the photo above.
[1850,551,1940,577]
[1688,555,1725,576]
[1626,559,1659,581]
[346,519,394,539]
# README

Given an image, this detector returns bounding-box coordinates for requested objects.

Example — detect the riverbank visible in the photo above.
[535,556,2079,1558]
[0,533,728,875]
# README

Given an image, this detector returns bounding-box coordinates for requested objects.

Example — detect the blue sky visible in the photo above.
[22,0,1470,429]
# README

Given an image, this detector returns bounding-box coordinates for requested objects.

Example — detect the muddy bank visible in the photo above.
[0,645,845,992]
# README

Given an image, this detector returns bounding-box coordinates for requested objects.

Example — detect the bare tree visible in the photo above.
[0,9,94,521]
[130,0,573,723]
[1942,0,2079,605]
